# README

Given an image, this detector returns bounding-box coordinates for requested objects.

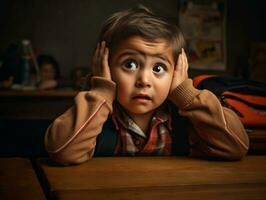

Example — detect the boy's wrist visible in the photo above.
[90,76,116,105]
[169,79,200,109]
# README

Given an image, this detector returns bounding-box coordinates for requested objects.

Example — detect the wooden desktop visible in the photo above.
[36,156,266,200]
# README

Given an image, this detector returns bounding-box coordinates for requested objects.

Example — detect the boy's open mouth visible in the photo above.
[133,94,152,100]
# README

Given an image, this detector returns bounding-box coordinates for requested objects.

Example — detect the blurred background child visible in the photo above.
[37,54,61,90]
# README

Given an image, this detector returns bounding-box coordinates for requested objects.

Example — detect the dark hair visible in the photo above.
[37,54,61,79]
[99,6,185,60]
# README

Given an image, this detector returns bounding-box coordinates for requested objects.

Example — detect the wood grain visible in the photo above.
[37,156,266,199]
[0,158,45,200]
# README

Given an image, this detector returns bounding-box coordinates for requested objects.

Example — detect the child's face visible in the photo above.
[110,36,175,116]
[40,63,56,81]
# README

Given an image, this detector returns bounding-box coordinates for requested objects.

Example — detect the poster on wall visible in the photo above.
[179,0,226,70]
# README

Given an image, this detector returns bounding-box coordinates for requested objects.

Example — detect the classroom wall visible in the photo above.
[0,0,265,81]
[0,0,179,80]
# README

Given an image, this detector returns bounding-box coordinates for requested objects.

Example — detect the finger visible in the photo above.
[100,41,107,67]
[93,43,101,73]
[180,49,186,73]
[177,52,183,72]
[181,48,185,67]
[92,43,97,62]
[94,43,100,60]
[182,49,187,64]
[102,47,109,70]
[96,42,100,54]
[182,49,189,78]
[92,43,100,66]
[96,41,106,70]
[99,41,106,58]
[182,49,189,72]
[175,52,181,71]
[102,47,111,79]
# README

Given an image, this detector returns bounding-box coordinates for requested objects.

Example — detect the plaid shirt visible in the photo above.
[112,103,172,156]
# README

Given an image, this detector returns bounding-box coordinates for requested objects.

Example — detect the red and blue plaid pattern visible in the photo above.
[112,103,172,156]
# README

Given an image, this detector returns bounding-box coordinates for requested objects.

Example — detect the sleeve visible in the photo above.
[169,79,250,160]
[44,76,116,165]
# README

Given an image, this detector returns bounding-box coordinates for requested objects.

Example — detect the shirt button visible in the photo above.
[135,140,141,145]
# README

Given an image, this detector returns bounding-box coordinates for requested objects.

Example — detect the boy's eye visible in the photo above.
[122,60,138,71]
[153,64,166,75]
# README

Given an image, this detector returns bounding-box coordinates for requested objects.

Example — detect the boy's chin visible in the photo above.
[124,107,158,116]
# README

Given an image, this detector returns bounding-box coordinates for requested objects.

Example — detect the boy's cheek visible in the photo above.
[116,86,127,97]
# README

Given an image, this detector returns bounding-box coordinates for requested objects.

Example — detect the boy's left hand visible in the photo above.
[92,41,112,80]
[170,48,189,93]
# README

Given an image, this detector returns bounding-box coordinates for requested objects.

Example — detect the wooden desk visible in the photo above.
[37,156,266,200]
[0,90,78,120]
[0,158,45,200]
[0,90,78,156]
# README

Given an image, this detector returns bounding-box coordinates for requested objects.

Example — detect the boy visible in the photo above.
[45,7,249,165]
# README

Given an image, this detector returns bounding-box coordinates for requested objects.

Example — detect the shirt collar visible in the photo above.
[112,102,172,138]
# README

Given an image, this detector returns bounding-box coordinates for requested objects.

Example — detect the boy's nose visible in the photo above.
[135,70,151,88]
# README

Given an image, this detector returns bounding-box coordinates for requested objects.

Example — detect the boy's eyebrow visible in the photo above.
[117,50,173,65]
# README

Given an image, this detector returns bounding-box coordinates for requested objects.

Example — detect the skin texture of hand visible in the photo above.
[170,48,189,93]
[92,41,111,80]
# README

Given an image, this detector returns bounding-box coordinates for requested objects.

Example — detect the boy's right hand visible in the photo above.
[92,41,112,80]
[169,48,189,94]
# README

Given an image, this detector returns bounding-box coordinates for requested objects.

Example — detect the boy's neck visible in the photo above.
[127,110,155,134]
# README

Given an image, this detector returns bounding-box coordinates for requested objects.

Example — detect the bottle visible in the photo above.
[21,40,31,87]
[21,39,40,90]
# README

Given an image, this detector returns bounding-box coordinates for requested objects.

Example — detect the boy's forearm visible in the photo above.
[45,77,116,165]
[170,79,249,160]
